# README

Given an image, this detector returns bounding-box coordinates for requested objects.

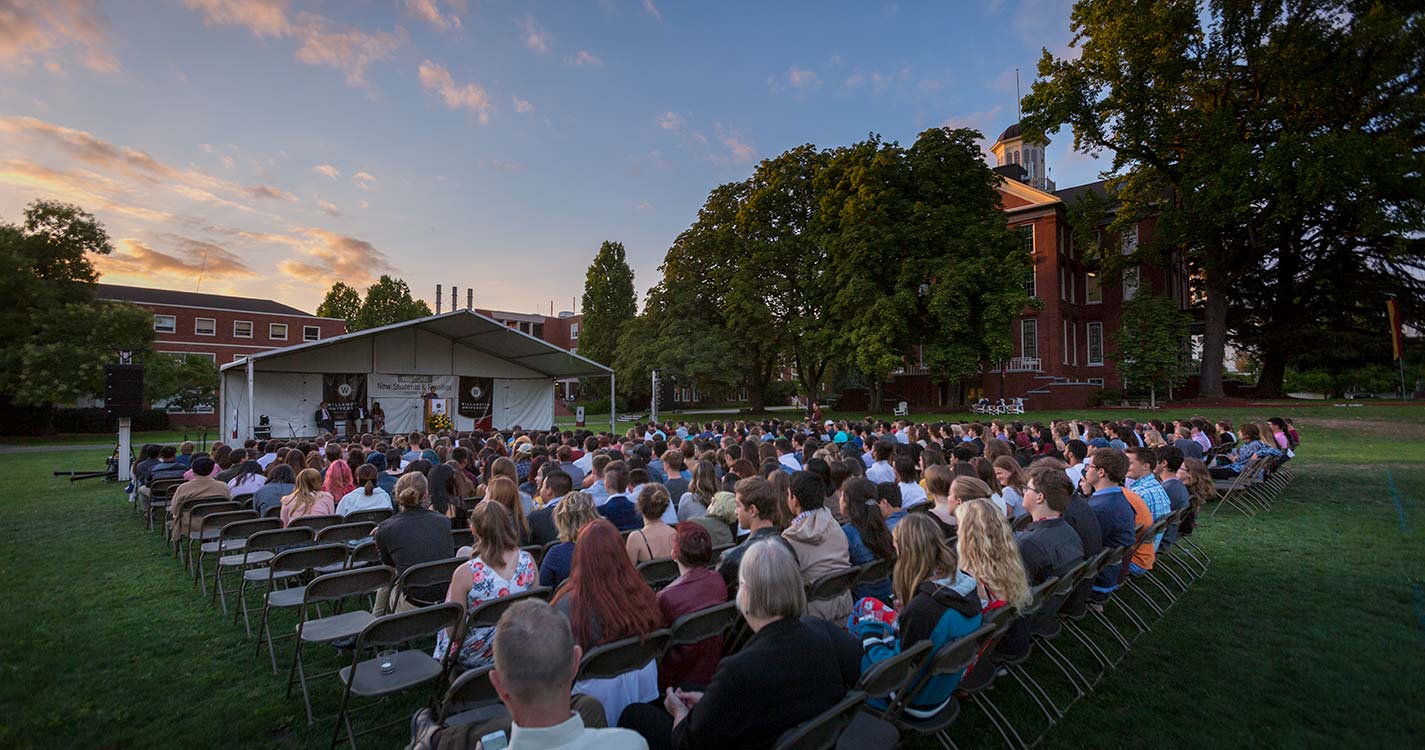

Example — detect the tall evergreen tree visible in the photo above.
[578,241,637,373]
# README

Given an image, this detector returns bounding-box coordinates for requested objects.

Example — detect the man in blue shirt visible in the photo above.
[1126,447,1172,550]
[595,463,641,531]
[1082,448,1136,596]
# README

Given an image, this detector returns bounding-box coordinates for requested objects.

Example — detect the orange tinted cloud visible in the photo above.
[100,236,254,280]
[0,0,118,74]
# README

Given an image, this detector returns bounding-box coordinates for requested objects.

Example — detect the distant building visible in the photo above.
[471,306,583,401]
[97,284,346,424]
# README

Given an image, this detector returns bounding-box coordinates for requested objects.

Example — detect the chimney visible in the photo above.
[451,286,457,313]
[466,288,473,311]
[436,284,442,314]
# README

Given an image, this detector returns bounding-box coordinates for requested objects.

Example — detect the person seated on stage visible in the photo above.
[280,468,335,526]
[313,402,335,434]
[337,464,393,516]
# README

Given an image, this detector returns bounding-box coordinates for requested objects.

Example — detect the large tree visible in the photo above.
[316,282,363,329]
[144,353,219,414]
[0,200,152,410]
[1111,294,1193,407]
[353,275,431,331]
[578,241,637,373]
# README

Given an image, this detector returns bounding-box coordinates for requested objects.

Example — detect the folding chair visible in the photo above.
[314,523,377,574]
[288,514,345,534]
[1121,517,1175,622]
[194,517,280,596]
[805,566,862,609]
[389,557,465,611]
[348,540,381,569]
[187,509,255,583]
[855,559,892,589]
[331,602,465,748]
[345,509,393,525]
[520,545,546,566]
[575,629,672,682]
[954,609,1029,750]
[444,588,554,680]
[262,505,282,519]
[214,526,313,621]
[990,577,1063,728]
[175,500,244,560]
[636,558,680,591]
[668,601,739,650]
[231,492,255,509]
[833,640,932,748]
[433,664,507,728]
[774,691,868,750]
[887,622,999,750]
[248,542,353,663]
[1210,455,1264,517]
[145,478,185,531]
[1056,550,1116,681]
[1081,546,1137,658]
[709,543,734,567]
[1029,561,1096,713]
[283,565,395,721]
[451,528,473,550]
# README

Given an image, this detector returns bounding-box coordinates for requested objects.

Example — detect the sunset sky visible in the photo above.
[0,0,1102,315]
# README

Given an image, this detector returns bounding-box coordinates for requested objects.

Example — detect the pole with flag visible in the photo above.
[1387,297,1406,401]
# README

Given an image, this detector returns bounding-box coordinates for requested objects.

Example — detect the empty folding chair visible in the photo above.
[214,526,313,621]
[330,602,465,749]
[193,517,279,596]
[833,640,932,748]
[345,508,392,525]
[283,565,395,721]
[314,523,377,574]
[888,622,1000,750]
[187,509,256,583]
[248,542,353,665]
[451,528,473,550]
[774,691,868,750]
[636,558,680,591]
[805,566,863,610]
[388,557,465,611]
[175,500,244,560]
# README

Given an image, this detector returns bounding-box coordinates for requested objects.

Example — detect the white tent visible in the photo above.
[219,309,614,439]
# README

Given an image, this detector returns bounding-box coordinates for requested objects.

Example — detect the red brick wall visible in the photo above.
[143,303,346,366]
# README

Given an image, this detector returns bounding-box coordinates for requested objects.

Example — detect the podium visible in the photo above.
[424,397,452,431]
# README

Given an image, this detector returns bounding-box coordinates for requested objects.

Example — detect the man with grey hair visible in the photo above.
[409,599,647,749]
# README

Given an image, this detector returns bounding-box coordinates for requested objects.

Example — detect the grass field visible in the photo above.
[3,405,1423,748]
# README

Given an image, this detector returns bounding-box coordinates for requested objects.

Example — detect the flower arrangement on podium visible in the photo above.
[427,412,452,432]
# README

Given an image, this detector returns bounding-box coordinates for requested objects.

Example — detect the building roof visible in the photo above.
[997,122,1023,142]
[97,283,318,317]
[219,308,611,379]
[1053,179,1111,206]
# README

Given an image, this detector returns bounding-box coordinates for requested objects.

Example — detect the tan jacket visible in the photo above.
[782,507,853,622]
[169,477,232,541]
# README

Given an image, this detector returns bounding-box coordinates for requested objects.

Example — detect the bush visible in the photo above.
[1086,388,1126,408]
[0,406,170,436]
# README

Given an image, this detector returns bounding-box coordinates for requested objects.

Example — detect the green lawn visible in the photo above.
[2,405,1423,748]
[0,429,209,447]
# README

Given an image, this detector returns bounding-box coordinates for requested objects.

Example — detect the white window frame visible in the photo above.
[1086,272,1102,304]
[303,325,320,342]
[1087,322,1104,366]
[1059,267,1067,301]
[1088,377,1105,386]
[153,314,176,333]
[1072,323,1079,365]
[194,317,216,336]
[1122,266,1140,301]
[570,322,580,340]
[1062,321,1070,365]
[233,320,253,339]
[232,354,245,363]
[1021,319,1038,360]
[269,323,288,341]
[1017,224,1036,298]
[1121,225,1139,255]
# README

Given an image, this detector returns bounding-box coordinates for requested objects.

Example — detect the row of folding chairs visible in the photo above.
[1211,451,1297,518]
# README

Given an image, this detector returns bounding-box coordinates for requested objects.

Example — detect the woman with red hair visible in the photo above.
[552,519,663,726]
[321,458,356,501]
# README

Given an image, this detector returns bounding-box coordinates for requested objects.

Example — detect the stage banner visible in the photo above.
[459,376,495,429]
[370,374,458,400]
[322,373,367,419]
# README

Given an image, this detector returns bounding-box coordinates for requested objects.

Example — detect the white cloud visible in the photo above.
[517,15,549,54]
[566,50,603,68]
[316,198,341,217]
[403,0,462,31]
[770,66,821,93]
[635,200,654,211]
[418,60,492,123]
[0,0,119,74]
[219,155,236,169]
[656,111,683,131]
[313,163,341,179]
[642,0,662,22]
[248,184,299,203]
[512,96,534,114]
[352,171,378,190]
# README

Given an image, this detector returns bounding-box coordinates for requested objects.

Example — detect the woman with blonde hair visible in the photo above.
[955,498,1031,612]
[484,476,532,545]
[280,468,334,526]
[539,491,599,590]
[435,500,537,669]
[627,483,677,563]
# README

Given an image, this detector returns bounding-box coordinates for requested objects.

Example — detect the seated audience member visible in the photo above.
[183,451,221,480]
[850,513,982,716]
[837,478,895,605]
[1017,465,1086,586]
[435,501,538,670]
[226,459,267,499]
[782,471,853,623]
[1126,447,1172,547]
[321,460,356,504]
[688,491,737,549]
[920,465,960,539]
[662,451,691,500]
[373,472,455,613]
[487,476,534,546]
[716,477,790,592]
[628,484,677,564]
[992,456,1029,518]
[597,463,642,532]
[370,451,400,495]
[280,468,334,527]
[1153,446,1191,549]
[875,479,907,532]
[254,464,296,516]
[1062,439,1088,487]
[336,464,394,516]
[553,520,664,727]
[540,492,600,590]
[1034,457,1102,558]
[409,598,647,750]
[1268,417,1293,452]
[619,539,862,750]
[1173,426,1204,461]
[656,524,729,690]
[427,460,459,519]
[1210,422,1280,478]
[955,499,1033,655]
[896,456,929,510]
[176,440,196,467]
[1176,458,1215,540]
[677,461,719,522]
[168,456,231,542]
[529,470,575,546]
[132,444,161,489]
[139,446,187,511]
[1080,449,1138,597]
[866,440,896,483]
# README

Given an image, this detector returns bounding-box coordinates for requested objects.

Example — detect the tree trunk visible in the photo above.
[747,383,766,413]
[1198,276,1230,398]
[1256,351,1288,399]
[870,381,884,414]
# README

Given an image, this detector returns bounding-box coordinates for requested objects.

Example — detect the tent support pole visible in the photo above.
[609,374,616,434]
[246,357,255,440]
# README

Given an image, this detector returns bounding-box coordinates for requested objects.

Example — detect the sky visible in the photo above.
[0,0,1104,316]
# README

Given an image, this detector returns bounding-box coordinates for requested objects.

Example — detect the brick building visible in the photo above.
[97,284,346,424]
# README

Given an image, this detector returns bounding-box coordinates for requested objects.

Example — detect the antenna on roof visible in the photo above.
[1015,67,1022,122]
[195,247,209,292]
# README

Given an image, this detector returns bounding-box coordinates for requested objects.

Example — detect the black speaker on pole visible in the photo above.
[105,364,145,418]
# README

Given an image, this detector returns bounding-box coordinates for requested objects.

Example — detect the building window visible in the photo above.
[1072,323,1078,365]
[233,320,253,338]
[1062,321,1070,365]
[1087,322,1104,365]
[533,322,545,340]
[269,323,288,341]
[570,322,580,340]
[1088,377,1105,386]
[1122,266,1140,301]
[303,325,320,342]
[1017,224,1035,298]
[153,314,176,333]
[1021,319,1038,359]
[1121,225,1139,255]
[233,354,245,363]
[194,318,216,336]
[1086,272,1102,304]
[1059,267,1067,301]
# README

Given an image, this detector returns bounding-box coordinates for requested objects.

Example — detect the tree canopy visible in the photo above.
[316,282,362,328]
[315,277,431,332]
[578,241,637,374]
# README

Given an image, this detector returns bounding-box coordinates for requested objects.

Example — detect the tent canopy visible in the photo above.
[219,309,613,438]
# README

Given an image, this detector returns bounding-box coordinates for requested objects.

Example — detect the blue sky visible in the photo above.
[0,0,1102,315]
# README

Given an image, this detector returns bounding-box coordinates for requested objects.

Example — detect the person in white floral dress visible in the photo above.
[435,501,538,669]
